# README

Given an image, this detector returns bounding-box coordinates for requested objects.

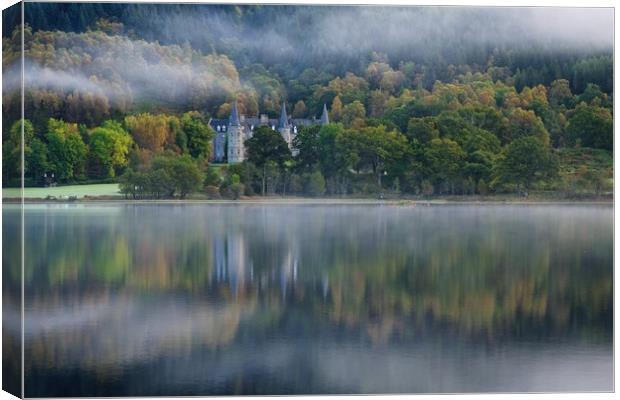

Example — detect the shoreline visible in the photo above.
[2,197,614,206]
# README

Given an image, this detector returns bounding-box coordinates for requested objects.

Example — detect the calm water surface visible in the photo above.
[3,203,613,396]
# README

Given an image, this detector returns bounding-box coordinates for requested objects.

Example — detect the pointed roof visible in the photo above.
[320,103,329,125]
[277,102,289,129]
[229,101,240,126]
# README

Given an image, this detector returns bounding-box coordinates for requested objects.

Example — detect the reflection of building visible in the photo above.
[213,232,250,291]
[209,101,330,164]
[279,250,299,299]
[211,233,300,296]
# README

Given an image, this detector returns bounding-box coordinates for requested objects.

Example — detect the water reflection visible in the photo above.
[3,204,613,395]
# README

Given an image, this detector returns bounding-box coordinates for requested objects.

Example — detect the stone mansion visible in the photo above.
[209,102,330,163]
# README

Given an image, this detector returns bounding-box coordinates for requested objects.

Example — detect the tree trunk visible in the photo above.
[524,181,530,198]
[262,165,266,196]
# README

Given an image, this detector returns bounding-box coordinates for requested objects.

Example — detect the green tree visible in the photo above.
[119,168,139,199]
[46,119,88,182]
[406,117,439,144]
[505,108,550,145]
[181,111,214,158]
[317,123,349,193]
[3,119,34,185]
[303,170,326,196]
[120,156,204,199]
[566,103,613,150]
[341,100,366,128]
[292,125,320,172]
[26,138,49,185]
[423,138,466,194]
[88,120,133,178]
[204,166,221,187]
[338,125,408,187]
[331,95,343,121]
[292,100,307,118]
[549,79,574,108]
[245,126,292,195]
[152,155,204,199]
[578,83,609,106]
[228,173,245,199]
[495,136,558,195]
[460,128,501,186]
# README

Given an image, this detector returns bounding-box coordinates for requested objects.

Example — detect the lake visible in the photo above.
[2,203,613,396]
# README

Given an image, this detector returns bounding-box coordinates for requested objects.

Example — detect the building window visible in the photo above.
[217,125,221,132]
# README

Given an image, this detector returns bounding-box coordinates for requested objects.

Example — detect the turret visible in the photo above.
[227,101,245,163]
[229,101,241,126]
[278,102,290,129]
[277,102,292,147]
[320,103,329,125]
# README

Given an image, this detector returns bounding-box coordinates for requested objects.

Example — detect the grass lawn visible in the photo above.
[2,183,121,199]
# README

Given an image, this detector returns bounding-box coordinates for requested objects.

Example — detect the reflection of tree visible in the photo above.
[316,206,613,342]
[3,206,23,397]
[16,204,613,360]
[22,293,255,376]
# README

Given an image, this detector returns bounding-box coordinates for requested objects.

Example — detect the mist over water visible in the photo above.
[4,203,612,396]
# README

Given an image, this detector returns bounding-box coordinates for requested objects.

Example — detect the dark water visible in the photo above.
[3,203,613,396]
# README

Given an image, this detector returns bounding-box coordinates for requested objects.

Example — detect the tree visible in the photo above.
[338,125,408,187]
[495,136,558,195]
[341,100,366,128]
[122,154,204,199]
[457,106,507,140]
[119,169,140,199]
[578,83,609,106]
[46,119,87,182]
[217,103,232,119]
[228,174,244,199]
[459,127,501,186]
[124,113,170,152]
[566,103,613,150]
[406,117,439,144]
[26,138,49,185]
[505,108,550,145]
[292,125,320,172]
[245,126,292,196]
[368,90,388,117]
[303,171,326,196]
[155,155,204,199]
[181,111,214,158]
[88,120,133,178]
[549,79,574,108]
[331,96,343,121]
[423,138,466,194]
[3,119,34,185]
[317,123,349,193]
[292,100,307,118]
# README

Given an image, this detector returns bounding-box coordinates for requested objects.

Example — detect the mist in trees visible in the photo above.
[1,4,613,198]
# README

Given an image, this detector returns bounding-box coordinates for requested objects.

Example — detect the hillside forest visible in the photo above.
[2,4,613,198]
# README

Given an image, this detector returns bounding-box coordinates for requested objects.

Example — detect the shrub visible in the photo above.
[230,183,245,200]
[421,180,434,196]
[204,185,221,199]
[304,171,326,196]
[288,174,303,194]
